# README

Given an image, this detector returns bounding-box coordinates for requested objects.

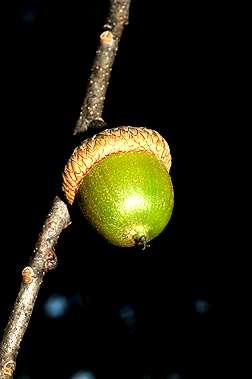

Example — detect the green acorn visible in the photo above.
[62,126,174,247]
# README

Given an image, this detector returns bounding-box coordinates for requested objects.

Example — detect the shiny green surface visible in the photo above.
[77,151,174,247]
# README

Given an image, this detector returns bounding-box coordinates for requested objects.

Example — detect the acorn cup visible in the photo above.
[62,126,174,247]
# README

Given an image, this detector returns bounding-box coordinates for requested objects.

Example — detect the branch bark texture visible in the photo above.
[75,0,130,134]
[74,0,130,134]
[0,1,131,377]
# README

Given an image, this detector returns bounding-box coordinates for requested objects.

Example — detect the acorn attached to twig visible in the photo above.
[62,126,174,247]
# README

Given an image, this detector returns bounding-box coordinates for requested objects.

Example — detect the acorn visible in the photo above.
[62,126,174,247]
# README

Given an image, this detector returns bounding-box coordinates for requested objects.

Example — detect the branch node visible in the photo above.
[1,360,15,377]
[100,31,114,46]
[22,266,34,285]
[44,249,58,272]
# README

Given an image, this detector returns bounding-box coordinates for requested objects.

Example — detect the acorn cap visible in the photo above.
[62,126,172,205]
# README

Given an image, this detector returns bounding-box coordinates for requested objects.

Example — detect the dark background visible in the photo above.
[1,1,228,378]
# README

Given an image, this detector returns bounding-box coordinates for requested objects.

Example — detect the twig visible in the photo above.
[0,198,70,379]
[75,0,130,134]
[0,1,131,378]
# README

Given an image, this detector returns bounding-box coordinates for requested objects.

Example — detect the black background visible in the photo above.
[1,1,229,378]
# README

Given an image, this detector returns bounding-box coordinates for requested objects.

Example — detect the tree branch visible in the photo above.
[0,1,131,378]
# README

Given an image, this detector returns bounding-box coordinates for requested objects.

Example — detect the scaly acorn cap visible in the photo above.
[62,126,172,205]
